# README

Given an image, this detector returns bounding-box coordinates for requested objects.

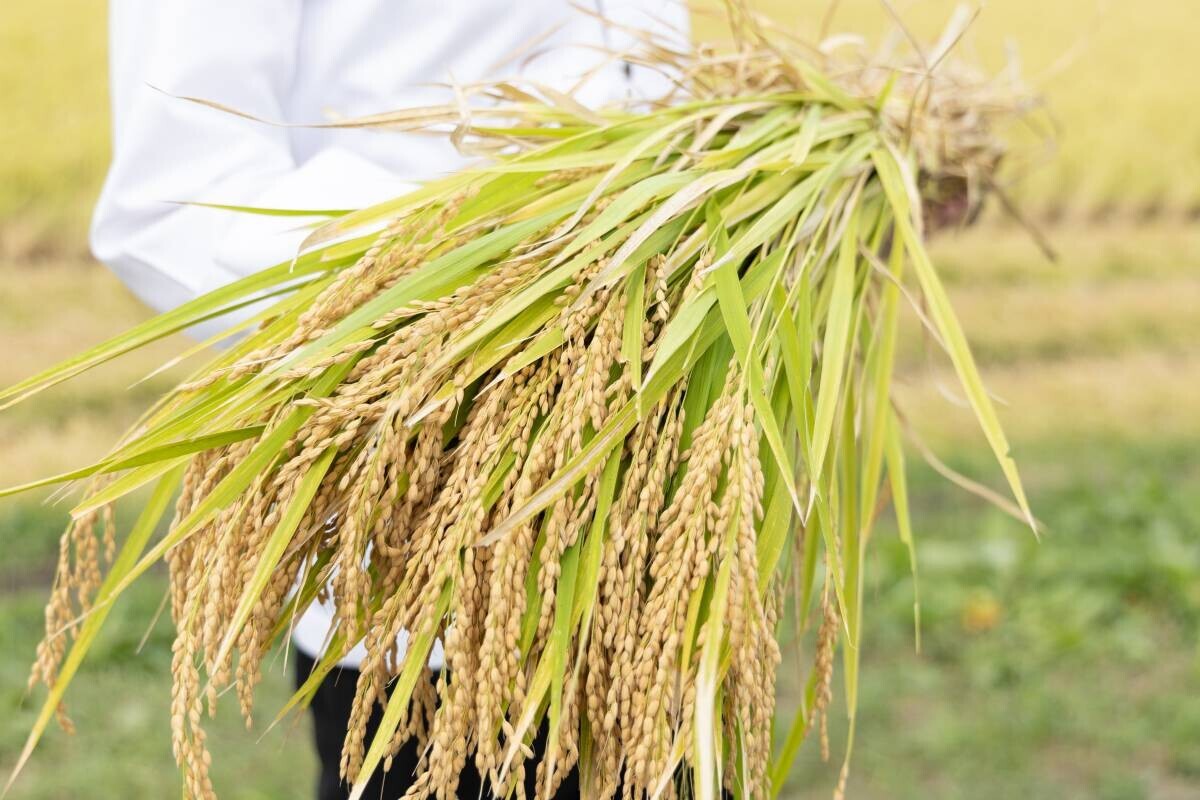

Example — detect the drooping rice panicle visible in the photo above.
[2,8,1037,800]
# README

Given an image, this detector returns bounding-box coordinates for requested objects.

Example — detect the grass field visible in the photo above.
[1,1,1198,798]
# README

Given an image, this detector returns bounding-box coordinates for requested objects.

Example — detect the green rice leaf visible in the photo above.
[0,250,360,410]
[809,201,861,483]
[886,412,921,649]
[0,426,264,499]
[872,147,1035,531]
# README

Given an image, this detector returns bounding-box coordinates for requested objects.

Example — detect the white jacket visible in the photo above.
[92,0,688,669]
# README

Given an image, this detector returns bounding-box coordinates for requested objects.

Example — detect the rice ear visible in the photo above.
[3,10,1036,800]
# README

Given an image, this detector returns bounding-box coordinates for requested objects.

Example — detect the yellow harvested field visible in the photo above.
[898,223,1200,367]
[1,0,1198,245]
[0,259,185,489]
[702,0,1200,216]
[899,348,1200,447]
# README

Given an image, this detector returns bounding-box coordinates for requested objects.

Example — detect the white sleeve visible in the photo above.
[90,1,410,320]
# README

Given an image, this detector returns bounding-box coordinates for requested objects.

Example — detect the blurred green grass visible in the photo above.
[2,1,1199,798]
[782,443,1200,800]
[0,579,317,798]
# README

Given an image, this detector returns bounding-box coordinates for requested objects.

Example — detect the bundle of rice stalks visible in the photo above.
[3,10,1035,800]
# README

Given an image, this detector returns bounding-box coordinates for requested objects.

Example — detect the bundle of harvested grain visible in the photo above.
[3,9,1035,800]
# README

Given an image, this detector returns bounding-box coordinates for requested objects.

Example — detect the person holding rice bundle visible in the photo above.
[3,0,1035,797]
[92,2,688,797]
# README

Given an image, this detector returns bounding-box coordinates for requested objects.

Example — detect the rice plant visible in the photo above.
[2,10,1036,800]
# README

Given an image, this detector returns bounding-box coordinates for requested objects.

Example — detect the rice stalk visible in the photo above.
[2,8,1038,800]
